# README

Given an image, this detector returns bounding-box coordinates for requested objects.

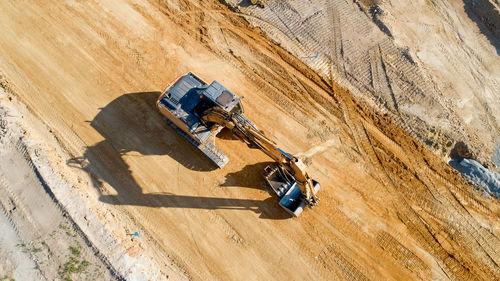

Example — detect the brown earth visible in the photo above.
[222,0,500,170]
[0,0,499,280]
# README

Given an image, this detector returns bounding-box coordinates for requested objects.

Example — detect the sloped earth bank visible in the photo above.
[223,0,500,171]
[0,89,183,280]
[0,0,499,280]
[0,99,115,281]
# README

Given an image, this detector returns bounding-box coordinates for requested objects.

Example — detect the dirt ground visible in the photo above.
[225,0,500,169]
[0,0,500,280]
[0,130,114,281]
[0,88,181,280]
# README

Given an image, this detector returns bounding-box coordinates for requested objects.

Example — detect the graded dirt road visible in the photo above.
[1,0,500,280]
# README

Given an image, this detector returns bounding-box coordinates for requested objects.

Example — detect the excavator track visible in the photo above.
[163,117,229,168]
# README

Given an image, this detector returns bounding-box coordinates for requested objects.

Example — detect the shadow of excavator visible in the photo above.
[68,92,290,219]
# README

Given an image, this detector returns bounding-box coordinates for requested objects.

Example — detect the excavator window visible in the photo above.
[216,90,234,108]
[230,102,243,114]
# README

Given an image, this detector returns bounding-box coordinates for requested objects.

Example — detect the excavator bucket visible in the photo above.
[263,164,320,217]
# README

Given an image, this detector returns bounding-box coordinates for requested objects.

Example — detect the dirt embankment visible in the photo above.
[0,87,182,280]
[0,0,499,280]
[0,90,115,280]
[222,0,500,171]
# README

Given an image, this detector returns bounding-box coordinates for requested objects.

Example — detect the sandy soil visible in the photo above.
[0,88,183,280]
[226,0,500,169]
[0,92,114,281]
[379,0,500,165]
[0,0,499,280]
[0,140,114,281]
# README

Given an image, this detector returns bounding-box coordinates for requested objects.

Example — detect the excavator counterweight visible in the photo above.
[156,73,320,216]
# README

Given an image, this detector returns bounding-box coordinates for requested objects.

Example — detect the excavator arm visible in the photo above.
[201,107,320,210]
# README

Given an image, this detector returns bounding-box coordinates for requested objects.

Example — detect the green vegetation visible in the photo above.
[58,246,90,281]
[0,275,15,281]
[16,242,44,254]
[31,247,42,253]
[69,246,80,257]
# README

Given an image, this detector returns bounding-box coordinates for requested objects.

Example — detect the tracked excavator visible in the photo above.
[156,73,320,216]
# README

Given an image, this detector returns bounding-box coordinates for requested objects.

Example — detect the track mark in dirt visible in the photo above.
[206,210,247,245]
[316,241,370,281]
[1,0,500,280]
[376,230,431,279]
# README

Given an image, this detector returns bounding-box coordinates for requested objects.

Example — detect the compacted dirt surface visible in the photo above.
[0,0,500,280]
[224,0,500,168]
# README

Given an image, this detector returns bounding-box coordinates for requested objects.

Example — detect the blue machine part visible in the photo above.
[277,148,293,160]
[179,89,203,113]
[167,73,207,102]
[278,182,305,217]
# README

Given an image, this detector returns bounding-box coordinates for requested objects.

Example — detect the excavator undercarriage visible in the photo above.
[156,73,320,216]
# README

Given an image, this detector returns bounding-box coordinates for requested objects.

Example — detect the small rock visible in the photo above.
[450,141,473,159]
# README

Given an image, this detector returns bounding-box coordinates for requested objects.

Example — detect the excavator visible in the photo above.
[156,73,320,216]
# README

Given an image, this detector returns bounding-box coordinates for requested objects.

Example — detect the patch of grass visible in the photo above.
[80,260,90,267]
[64,257,79,274]
[58,246,90,280]
[0,275,15,281]
[60,256,90,275]
[31,247,42,253]
[69,246,80,257]
[78,260,90,273]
